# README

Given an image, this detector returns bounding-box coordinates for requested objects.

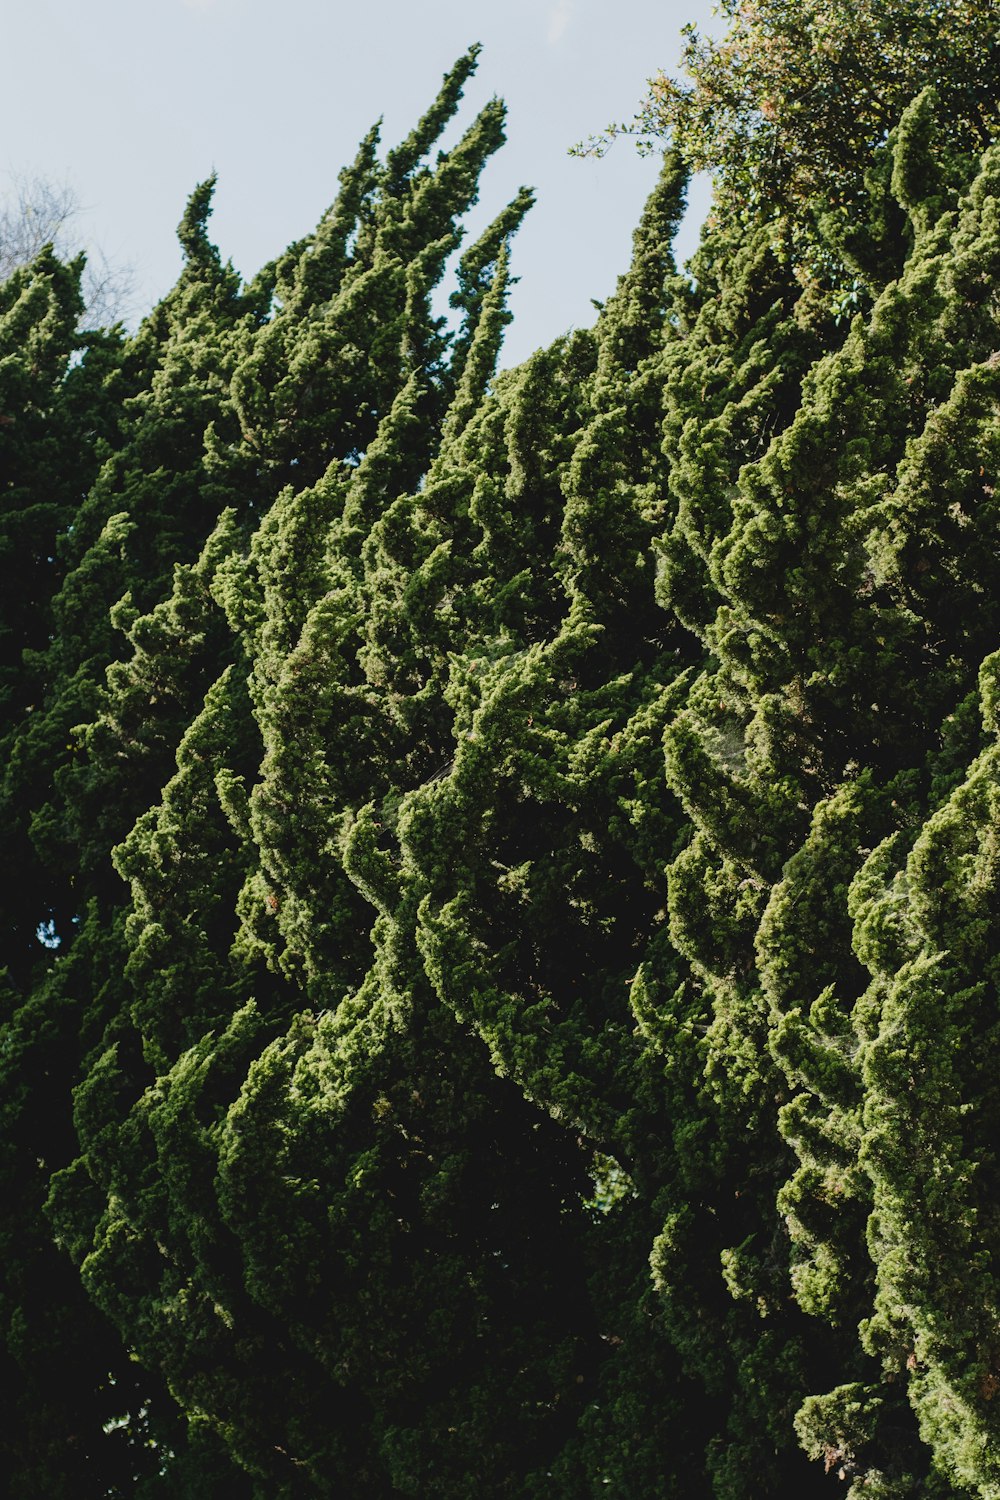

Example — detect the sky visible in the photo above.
[3,0,717,367]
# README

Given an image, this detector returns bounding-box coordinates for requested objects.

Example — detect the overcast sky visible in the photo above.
[4,0,717,366]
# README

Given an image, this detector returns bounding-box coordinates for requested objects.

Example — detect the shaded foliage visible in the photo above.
[4,16,1000,1498]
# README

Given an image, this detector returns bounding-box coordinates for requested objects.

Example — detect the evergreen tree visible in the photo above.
[5,10,1000,1496]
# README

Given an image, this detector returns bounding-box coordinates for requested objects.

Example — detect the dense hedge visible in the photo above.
[4,26,1000,1499]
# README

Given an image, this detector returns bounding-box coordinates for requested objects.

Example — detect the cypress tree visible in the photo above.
[6,10,1000,1495]
[40,53,575,1494]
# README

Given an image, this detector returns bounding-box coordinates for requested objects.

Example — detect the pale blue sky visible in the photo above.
[4,0,716,365]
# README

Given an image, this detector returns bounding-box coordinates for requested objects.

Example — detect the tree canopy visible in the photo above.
[4,10,1000,1496]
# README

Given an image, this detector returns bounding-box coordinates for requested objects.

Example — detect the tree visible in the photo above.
[582,0,1000,309]
[0,172,134,325]
[6,14,1000,1497]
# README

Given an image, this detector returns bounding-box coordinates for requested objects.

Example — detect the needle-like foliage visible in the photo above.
[4,15,1000,1496]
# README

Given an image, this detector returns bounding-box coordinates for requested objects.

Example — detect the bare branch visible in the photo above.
[0,171,136,325]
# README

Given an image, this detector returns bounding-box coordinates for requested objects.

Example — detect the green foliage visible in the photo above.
[591,0,998,211]
[4,17,1000,1498]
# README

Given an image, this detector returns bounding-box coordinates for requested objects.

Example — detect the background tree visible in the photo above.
[0,172,135,325]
